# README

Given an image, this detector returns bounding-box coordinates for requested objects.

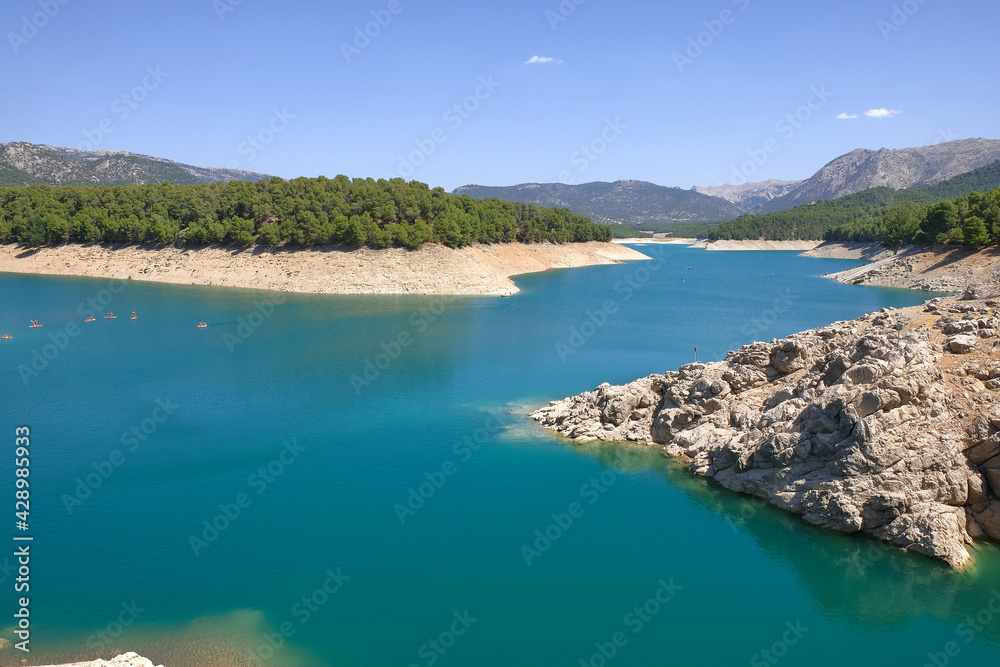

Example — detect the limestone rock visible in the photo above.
[532,297,1000,569]
[973,501,1000,540]
[962,285,983,301]
[947,334,978,354]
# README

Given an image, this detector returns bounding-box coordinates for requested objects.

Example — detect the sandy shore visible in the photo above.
[0,242,650,296]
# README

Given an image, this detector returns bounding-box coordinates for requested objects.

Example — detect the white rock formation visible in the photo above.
[37,652,163,667]
[532,299,1000,568]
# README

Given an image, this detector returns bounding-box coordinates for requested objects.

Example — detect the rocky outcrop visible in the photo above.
[532,298,1000,568]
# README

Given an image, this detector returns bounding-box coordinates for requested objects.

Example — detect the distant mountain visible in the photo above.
[453,180,743,224]
[708,157,1000,242]
[0,142,270,187]
[693,179,802,212]
[758,138,1000,213]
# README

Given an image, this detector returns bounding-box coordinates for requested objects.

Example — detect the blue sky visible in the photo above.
[2,0,997,191]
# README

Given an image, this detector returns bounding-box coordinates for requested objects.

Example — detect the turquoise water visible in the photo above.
[1,245,998,666]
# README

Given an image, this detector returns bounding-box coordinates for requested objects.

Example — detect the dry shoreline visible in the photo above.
[616,238,826,251]
[0,242,650,296]
[827,245,1000,295]
[691,239,823,252]
[799,241,892,260]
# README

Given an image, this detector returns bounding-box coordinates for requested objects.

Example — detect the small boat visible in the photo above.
[84,317,96,323]
[2,335,12,340]
[501,293,512,298]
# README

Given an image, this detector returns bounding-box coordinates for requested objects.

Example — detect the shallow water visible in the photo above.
[0,246,996,666]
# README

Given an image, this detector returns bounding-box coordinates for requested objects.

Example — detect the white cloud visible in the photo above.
[865,108,902,118]
[525,55,562,64]
[837,113,859,120]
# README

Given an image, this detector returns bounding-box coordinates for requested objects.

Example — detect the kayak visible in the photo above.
[1,335,12,340]
[28,324,43,328]
[104,316,117,319]
[85,318,96,322]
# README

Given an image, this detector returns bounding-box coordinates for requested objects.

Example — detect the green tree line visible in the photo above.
[0,176,612,249]
[825,187,1000,250]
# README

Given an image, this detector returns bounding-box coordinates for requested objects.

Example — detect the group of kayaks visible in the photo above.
[2,313,211,340]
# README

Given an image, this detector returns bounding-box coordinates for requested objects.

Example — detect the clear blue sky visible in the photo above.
[2,0,997,191]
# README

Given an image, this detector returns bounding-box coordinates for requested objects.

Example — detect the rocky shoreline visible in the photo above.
[0,241,649,296]
[532,294,1000,568]
[828,245,1000,293]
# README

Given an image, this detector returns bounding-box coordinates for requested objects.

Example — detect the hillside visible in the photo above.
[759,138,1000,213]
[453,180,743,224]
[0,142,269,187]
[709,159,1000,241]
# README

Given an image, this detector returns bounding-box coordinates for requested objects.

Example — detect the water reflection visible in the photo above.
[560,435,1000,645]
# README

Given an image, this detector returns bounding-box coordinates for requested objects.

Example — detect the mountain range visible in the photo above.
[453,180,743,226]
[0,142,269,187]
[456,138,1000,224]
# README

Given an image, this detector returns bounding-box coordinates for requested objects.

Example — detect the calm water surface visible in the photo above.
[0,245,997,666]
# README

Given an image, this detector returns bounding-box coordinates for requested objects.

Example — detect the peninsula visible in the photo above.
[532,291,1000,568]
[0,241,648,296]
